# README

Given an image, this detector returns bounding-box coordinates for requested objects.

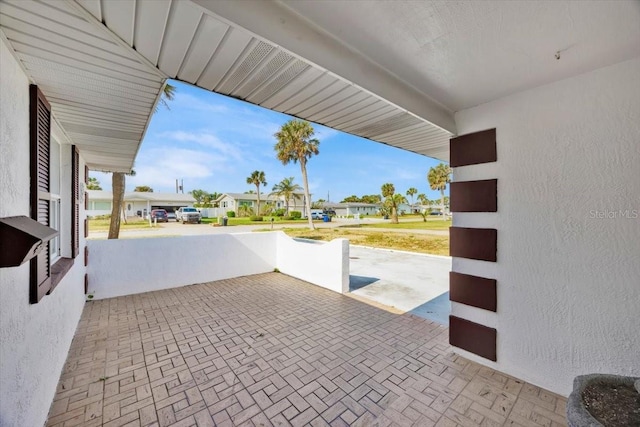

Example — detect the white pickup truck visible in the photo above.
[175,207,201,224]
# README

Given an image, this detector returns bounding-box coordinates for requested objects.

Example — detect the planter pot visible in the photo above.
[567,374,640,427]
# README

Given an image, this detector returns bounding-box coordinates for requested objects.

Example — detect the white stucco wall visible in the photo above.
[88,233,277,299]
[452,57,640,396]
[0,38,86,427]
[276,234,350,294]
[88,232,350,299]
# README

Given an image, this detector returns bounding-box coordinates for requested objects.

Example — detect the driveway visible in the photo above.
[348,246,451,325]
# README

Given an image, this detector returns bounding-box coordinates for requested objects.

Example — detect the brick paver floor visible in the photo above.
[46,273,567,427]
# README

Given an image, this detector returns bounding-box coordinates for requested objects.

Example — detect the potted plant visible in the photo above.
[567,374,640,426]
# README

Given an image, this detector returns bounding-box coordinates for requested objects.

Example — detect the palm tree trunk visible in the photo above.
[108,172,125,239]
[255,184,261,215]
[300,160,314,230]
[391,205,399,224]
[440,188,445,215]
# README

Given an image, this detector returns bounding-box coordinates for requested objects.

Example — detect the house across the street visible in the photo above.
[86,190,195,218]
[214,192,307,216]
[322,202,381,217]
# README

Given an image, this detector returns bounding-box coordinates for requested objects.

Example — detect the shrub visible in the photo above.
[91,214,111,220]
[226,211,236,217]
[249,216,263,222]
[289,211,302,219]
[273,208,286,217]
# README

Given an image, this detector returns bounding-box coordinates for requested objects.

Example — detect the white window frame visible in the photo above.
[50,195,61,262]
[50,137,61,263]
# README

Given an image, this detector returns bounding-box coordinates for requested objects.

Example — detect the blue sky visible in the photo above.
[91,80,448,203]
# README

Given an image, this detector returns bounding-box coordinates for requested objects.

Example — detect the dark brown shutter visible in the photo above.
[29,85,52,304]
[72,146,79,258]
[84,165,89,209]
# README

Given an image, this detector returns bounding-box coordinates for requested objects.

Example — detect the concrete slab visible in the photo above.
[348,245,452,325]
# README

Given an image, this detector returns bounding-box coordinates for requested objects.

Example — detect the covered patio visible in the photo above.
[47,273,566,427]
[1,2,638,426]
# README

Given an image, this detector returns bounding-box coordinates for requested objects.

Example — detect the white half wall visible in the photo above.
[276,234,350,294]
[452,57,640,396]
[88,232,350,300]
[88,233,277,299]
[0,38,87,427]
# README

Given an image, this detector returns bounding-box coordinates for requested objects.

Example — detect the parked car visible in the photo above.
[311,212,323,220]
[176,207,201,224]
[166,212,177,221]
[150,209,168,222]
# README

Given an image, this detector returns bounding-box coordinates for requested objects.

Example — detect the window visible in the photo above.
[94,201,111,210]
[50,138,61,262]
[29,85,77,304]
[50,197,61,261]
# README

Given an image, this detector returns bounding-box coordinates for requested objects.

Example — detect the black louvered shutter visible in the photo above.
[72,146,79,258]
[29,85,52,304]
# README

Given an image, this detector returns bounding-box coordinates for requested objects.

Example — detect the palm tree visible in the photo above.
[274,119,320,229]
[406,187,418,212]
[270,177,302,215]
[156,83,176,112]
[428,163,452,215]
[109,83,176,238]
[246,170,267,214]
[417,193,430,222]
[108,169,135,238]
[87,177,102,190]
[381,183,406,224]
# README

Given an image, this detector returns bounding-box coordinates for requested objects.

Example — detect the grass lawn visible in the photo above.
[350,218,451,230]
[88,218,154,232]
[269,227,449,256]
[201,217,317,226]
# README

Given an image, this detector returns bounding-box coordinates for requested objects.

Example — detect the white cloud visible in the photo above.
[171,93,229,114]
[313,125,339,142]
[158,130,244,162]
[127,147,227,191]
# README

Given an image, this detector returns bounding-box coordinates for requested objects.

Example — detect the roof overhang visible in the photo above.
[0,0,166,172]
[191,0,456,159]
[3,1,634,170]
[1,0,455,171]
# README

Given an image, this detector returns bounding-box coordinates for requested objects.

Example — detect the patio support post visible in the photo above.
[448,129,498,361]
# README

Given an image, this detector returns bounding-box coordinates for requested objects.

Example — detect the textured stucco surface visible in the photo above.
[88,232,350,300]
[452,58,640,396]
[276,233,350,294]
[0,39,86,427]
[88,233,277,300]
